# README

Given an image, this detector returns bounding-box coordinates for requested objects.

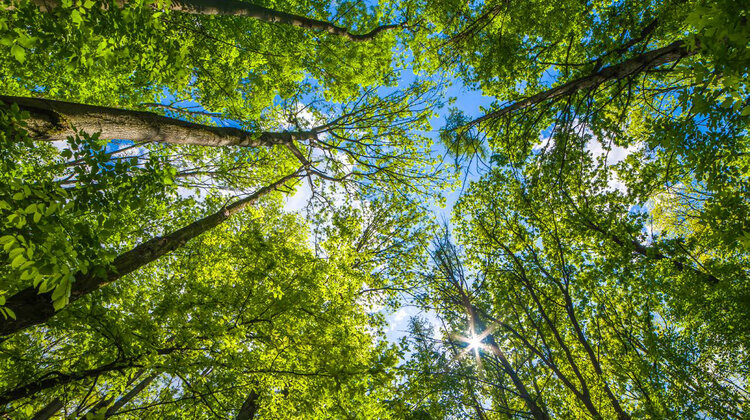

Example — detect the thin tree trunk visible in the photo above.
[235,389,260,420]
[0,348,178,405]
[79,369,147,419]
[30,398,64,420]
[465,301,549,420]
[578,216,719,283]
[26,0,401,42]
[0,95,315,147]
[0,171,300,337]
[465,40,696,128]
[103,373,159,417]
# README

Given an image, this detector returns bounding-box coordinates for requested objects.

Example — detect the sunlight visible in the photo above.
[467,334,483,351]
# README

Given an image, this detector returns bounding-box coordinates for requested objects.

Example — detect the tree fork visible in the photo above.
[0,171,301,338]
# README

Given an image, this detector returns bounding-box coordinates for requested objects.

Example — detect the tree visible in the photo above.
[0,208,404,418]
[1,0,748,417]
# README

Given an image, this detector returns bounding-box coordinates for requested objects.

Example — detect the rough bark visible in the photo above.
[466,40,696,128]
[26,0,401,42]
[0,171,299,337]
[0,95,315,147]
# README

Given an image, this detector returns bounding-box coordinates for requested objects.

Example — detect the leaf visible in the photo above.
[52,297,68,311]
[11,253,26,268]
[16,34,36,49]
[51,283,67,301]
[3,307,15,320]
[10,44,25,63]
[71,9,83,24]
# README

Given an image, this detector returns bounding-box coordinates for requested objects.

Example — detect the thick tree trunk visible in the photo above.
[27,0,400,42]
[0,171,299,337]
[0,95,315,147]
[466,40,696,128]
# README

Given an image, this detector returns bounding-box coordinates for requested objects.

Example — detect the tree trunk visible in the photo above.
[0,171,299,337]
[465,302,549,420]
[103,373,159,417]
[236,389,260,420]
[79,369,147,419]
[26,0,401,42]
[0,348,176,405]
[30,398,64,420]
[465,40,696,128]
[0,95,315,147]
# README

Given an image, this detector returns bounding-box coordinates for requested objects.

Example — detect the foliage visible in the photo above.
[0,0,748,417]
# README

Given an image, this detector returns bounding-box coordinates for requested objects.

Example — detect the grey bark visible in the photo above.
[103,373,159,417]
[0,95,315,148]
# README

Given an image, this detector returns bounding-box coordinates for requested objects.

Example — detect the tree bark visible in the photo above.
[30,398,64,420]
[103,373,159,417]
[466,40,696,128]
[0,348,176,405]
[26,0,401,42]
[465,302,549,420]
[235,389,260,420]
[0,95,315,148]
[79,369,147,419]
[0,171,300,337]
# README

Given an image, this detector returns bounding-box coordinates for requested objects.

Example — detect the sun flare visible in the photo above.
[467,334,483,351]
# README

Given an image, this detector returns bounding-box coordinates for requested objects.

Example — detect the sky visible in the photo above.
[102,46,639,349]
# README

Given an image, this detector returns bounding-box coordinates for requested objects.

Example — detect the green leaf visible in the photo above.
[10,44,25,63]
[71,9,83,24]
[3,307,15,320]
[51,283,67,301]
[52,297,68,311]
[11,253,26,268]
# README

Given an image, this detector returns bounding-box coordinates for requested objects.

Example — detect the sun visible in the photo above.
[467,334,483,351]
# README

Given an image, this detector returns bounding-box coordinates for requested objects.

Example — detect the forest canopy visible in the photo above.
[0,0,748,418]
